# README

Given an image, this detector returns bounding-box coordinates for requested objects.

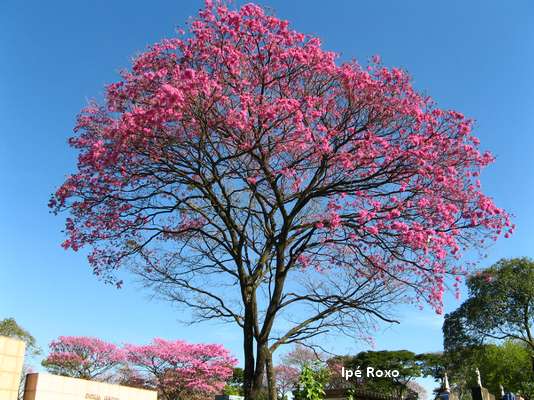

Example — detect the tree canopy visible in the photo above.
[443,258,534,369]
[421,342,533,400]
[337,350,424,398]
[41,336,126,380]
[0,317,41,356]
[124,338,236,400]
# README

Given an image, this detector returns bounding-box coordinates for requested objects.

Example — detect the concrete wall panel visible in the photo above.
[0,336,26,400]
[23,373,157,400]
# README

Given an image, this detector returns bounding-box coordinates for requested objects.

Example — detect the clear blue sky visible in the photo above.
[1,0,533,397]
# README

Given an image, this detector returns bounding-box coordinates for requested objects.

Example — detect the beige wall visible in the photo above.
[0,336,26,400]
[23,373,157,400]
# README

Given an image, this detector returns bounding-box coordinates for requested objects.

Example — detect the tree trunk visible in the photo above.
[249,342,268,399]
[264,348,277,400]
[250,368,265,399]
[243,302,256,400]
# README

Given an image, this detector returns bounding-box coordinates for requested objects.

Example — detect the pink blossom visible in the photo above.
[42,336,126,380]
[125,338,236,399]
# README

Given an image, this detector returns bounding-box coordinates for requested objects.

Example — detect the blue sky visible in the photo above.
[1,0,533,397]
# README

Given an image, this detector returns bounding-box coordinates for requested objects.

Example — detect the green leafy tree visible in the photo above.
[0,317,41,356]
[420,342,533,400]
[418,351,481,399]
[477,341,533,399]
[343,350,423,398]
[417,352,445,380]
[0,318,41,400]
[224,367,245,396]
[443,258,534,370]
[419,349,483,400]
[293,364,329,400]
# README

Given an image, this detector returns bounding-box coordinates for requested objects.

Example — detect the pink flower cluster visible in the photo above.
[125,338,237,397]
[42,335,236,398]
[42,336,126,379]
[274,365,300,396]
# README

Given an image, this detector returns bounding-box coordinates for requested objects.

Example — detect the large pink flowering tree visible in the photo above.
[51,1,511,398]
[41,336,125,380]
[124,338,236,400]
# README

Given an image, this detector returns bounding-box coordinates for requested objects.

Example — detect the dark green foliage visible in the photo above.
[420,342,533,400]
[443,258,534,358]
[331,350,425,398]
[417,352,446,379]
[477,341,533,398]
[223,367,245,395]
[437,258,534,399]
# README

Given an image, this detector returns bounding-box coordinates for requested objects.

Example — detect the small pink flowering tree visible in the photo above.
[124,338,236,400]
[274,365,300,400]
[281,345,325,369]
[41,336,125,380]
[51,1,511,398]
